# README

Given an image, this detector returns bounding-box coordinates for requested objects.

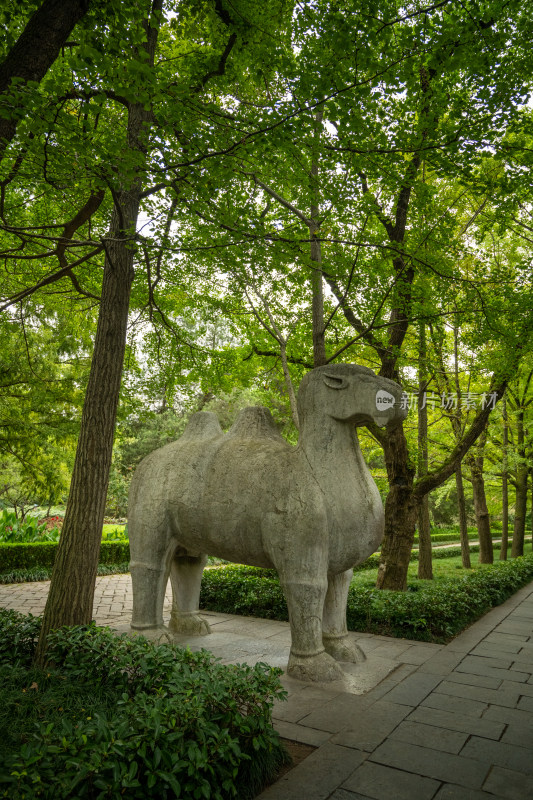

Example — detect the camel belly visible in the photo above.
[167,498,275,568]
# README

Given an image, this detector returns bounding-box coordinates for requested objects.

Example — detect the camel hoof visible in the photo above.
[130,626,173,645]
[323,636,366,664]
[287,650,344,682]
[169,612,211,636]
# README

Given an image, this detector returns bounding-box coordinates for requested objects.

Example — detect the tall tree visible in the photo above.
[0,0,93,161]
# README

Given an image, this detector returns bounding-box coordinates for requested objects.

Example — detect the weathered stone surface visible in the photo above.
[330,700,413,751]
[405,706,505,739]
[369,739,490,788]
[380,673,442,706]
[341,761,440,800]
[256,743,366,800]
[461,736,533,775]
[128,364,406,681]
[388,719,469,754]
[483,765,533,799]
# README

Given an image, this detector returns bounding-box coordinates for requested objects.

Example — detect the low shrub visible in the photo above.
[0,562,130,584]
[0,612,288,799]
[200,555,533,643]
[0,540,130,573]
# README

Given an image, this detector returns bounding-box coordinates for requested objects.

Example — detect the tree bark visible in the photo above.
[511,408,527,558]
[417,495,432,579]
[417,320,432,579]
[34,5,162,664]
[468,432,493,564]
[376,423,417,590]
[530,466,533,552]
[500,394,509,560]
[310,108,326,367]
[455,465,471,569]
[0,0,91,162]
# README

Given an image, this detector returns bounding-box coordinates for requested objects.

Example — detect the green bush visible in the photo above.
[0,612,288,799]
[0,562,131,584]
[0,541,130,573]
[0,609,42,667]
[200,555,533,643]
[345,554,533,641]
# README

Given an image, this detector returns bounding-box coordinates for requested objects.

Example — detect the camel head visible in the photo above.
[297,363,407,429]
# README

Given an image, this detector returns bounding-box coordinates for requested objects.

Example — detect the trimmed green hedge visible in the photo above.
[0,612,288,799]
[199,555,533,643]
[414,531,502,544]
[0,563,131,584]
[0,541,130,571]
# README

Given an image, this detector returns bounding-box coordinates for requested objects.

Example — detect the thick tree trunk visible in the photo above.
[376,423,417,590]
[34,196,138,662]
[0,0,91,161]
[511,410,527,558]
[500,394,509,560]
[455,465,471,569]
[469,438,493,563]
[34,7,162,664]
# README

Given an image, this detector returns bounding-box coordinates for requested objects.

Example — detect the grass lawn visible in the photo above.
[350,544,523,590]
[102,523,126,533]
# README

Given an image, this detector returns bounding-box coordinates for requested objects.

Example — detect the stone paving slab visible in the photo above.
[368,738,491,790]
[330,700,413,752]
[257,743,366,800]
[341,760,440,800]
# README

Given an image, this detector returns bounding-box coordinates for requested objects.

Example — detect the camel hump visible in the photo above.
[227,406,284,441]
[181,411,223,441]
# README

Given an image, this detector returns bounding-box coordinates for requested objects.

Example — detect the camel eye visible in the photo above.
[323,373,348,390]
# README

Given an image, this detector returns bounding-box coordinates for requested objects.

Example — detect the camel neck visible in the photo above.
[297,415,362,477]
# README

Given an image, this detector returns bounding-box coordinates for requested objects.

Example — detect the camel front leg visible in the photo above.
[280,576,344,682]
[130,560,168,631]
[322,569,365,664]
[168,554,211,635]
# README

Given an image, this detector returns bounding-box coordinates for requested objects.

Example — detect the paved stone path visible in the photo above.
[1,576,533,799]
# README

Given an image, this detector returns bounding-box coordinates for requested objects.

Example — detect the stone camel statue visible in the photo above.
[128,363,407,682]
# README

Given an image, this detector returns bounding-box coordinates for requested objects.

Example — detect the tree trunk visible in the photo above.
[376,422,417,590]
[34,7,162,664]
[417,496,432,579]
[511,409,527,558]
[34,197,137,662]
[455,465,471,569]
[469,435,493,564]
[530,466,533,553]
[500,394,509,560]
[417,320,432,579]
[512,469,527,557]
[310,108,326,367]
[0,0,91,161]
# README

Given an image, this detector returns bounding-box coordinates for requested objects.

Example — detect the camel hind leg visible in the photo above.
[168,553,211,635]
[130,515,172,633]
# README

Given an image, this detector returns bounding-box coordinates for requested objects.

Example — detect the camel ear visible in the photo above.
[323,372,349,390]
